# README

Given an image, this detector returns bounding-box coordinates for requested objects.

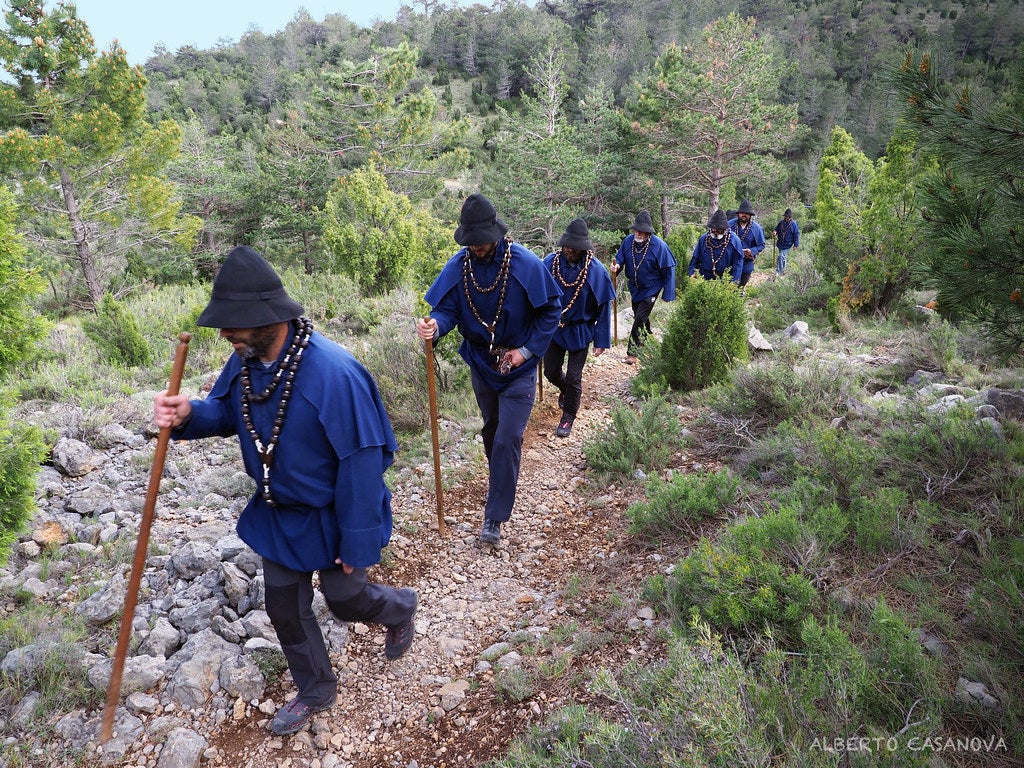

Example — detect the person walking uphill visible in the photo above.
[416,193,561,546]
[729,199,766,293]
[773,208,800,275]
[610,210,676,364]
[542,218,616,438]
[689,208,744,283]
[153,246,417,738]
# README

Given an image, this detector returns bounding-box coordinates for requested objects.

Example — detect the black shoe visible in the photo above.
[384,590,418,660]
[270,695,335,736]
[479,518,501,545]
[557,390,565,411]
[555,415,574,438]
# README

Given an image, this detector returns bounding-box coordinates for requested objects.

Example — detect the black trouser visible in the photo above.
[628,296,657,355]
[738,263,755,287]
[262,557,416,707]
[543,342,588,418]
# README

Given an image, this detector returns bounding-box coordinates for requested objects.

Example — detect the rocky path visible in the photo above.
[197,344,667,768]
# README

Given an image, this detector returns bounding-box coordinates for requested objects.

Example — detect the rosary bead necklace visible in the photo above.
[705,235,730,273]
[630,235,651,274]
[551,250,592,328]
[240,316,313,506]
[461,239,513,351]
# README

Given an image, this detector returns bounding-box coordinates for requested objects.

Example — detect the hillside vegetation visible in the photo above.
[0,0,1021,766]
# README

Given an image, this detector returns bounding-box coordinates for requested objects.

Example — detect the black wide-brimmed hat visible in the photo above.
[707,209,730,230]
[557,218,592,251]
[783,208,793,218]
[454,193,508,246]
[737,199,756,215]
[631,210,655,233]
[196,246,305,328]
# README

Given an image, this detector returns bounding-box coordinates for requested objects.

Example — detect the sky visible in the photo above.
[70,1,410,65]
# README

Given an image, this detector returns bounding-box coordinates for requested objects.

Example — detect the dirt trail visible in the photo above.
[205,343,669,768]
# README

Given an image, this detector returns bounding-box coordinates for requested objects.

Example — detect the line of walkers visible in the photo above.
[151,192,797,738]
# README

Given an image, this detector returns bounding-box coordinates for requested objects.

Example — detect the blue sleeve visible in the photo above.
[613,240,627,269]
[174,362,238,441]
[526,284,561,358]
[688,241,700,276]
[661,262,676,301]
[593,298,611,349]
[730,236,744,283]
[429,285,460,340]
[334,446,392,568]
[794,222,800,247]
[751,223,766,256]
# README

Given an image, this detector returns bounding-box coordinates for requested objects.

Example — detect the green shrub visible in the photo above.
[0,410,46,567]
[493,628,772,768]
[801,425,878,508]
[702,353,863,433]
[626,469,739,540]
[878,407,1013,508]
[666,535,818,641]
[848,486,928,553]
[968,536,1024,662]
[583,397,682,478]
[858,599,942,730]
[82,294,152,367]
[493,665,537,703]
[660,276,747,392]
[749,262,835,334]
[729,500,848,569]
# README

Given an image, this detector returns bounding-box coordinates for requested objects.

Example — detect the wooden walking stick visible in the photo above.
[100,332,190,744]
[611,266,618,346]
[537,358,543,401]
[423,328,446,537]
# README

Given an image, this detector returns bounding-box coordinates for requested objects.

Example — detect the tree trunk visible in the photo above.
[660,194,670,237]
[58,166,103,310]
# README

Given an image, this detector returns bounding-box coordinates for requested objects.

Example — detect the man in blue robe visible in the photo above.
[542,218,615,438]
[610,210,676,364]
[689,209,744,283]
[773,208,800,275]
[729,199,767,294]
[154,246,417,737]
[416,193,561,546]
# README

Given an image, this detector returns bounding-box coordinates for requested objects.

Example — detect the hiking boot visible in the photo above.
[557,389,565,411]
[384,590,418,660]
[270,696,335,736]
[624,355,638,365]
[555,415,574,438]
[479,518,501,545]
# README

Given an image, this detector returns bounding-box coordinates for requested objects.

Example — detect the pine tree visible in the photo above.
[890,49,1024,361]
[0,0,200,310]
[626,14,803,224]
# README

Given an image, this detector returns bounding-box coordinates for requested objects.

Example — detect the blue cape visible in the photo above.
[175,331,398,571]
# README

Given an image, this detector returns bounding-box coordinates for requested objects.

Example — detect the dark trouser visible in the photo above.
[262,558,416,707]
[471,368,536,523]
[739,263,755,287]
[543,342,588,417]
[628,296,657,355]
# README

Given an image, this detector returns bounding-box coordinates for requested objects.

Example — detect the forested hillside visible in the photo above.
[1,0,1021,315]
[1,3,1023,767]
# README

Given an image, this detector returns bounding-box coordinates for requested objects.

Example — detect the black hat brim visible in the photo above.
[454,217,508,246]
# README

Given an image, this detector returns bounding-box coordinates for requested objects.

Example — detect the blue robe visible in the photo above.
[542,252,616,352]
[689,232,744,283]
[613,234,676,303]
[173,331,397,572]
[728,217,767,278]
[424,240,562,390]
[774,218,800,249]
